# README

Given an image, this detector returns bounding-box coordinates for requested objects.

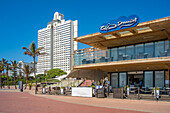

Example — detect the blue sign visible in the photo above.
[100,15,139,33]
[19,81,23,89]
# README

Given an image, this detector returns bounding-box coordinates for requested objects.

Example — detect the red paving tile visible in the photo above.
[0,91,144,113]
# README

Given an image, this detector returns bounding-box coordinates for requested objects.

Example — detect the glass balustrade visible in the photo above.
[74,40,170,66]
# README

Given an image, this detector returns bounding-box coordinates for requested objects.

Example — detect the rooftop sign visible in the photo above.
[100,15,139,33]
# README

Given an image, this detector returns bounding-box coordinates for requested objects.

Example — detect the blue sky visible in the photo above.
[0,0,170,63]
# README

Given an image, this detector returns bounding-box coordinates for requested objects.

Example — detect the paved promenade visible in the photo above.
[1,87,170,113]
[0,90,143,113]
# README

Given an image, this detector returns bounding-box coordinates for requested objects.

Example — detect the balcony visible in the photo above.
[74,40,170,66]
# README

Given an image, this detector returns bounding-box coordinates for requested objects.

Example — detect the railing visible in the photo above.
[74,40,170,66]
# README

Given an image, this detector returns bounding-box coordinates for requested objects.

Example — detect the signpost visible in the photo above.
[100,15,139,33]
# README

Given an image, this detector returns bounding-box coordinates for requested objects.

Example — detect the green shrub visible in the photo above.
[37,78,41,82]
[43,84,46,88]
[91,85,95,89]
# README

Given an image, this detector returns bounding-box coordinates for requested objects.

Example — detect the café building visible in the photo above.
[73,16,170,91]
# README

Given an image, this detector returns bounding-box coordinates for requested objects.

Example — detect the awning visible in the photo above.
[66,69,107,82]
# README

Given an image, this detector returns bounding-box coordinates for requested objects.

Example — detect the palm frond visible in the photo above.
[29,41,36,53]
[0,65,4,72]
[22,64,33,75]
[24,51,33,56]
[37,52,48,56]
[10,60,17,70]
[10,60,14,65]
[35,47,44,54]
[2,58,8,65]
[22,47,31,52]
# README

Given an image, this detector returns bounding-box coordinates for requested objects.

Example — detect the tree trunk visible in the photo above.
[7,70,10,89]
[14,74,17,89]
[25,74,28,90]
[3,70,5,88]
[0,72,2,89]
[34,57,37,94]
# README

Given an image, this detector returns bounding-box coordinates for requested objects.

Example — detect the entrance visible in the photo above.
[128,71,144,87]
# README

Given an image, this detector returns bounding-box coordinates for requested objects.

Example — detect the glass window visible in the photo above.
[165,40,170,56]
[118,47,125,61]
[126,45,134,60]
[144,71,153,88]
[135,44,144,59]
[119,72,127,88]
[155,41,164,57]
[111,73,118,88]
[155,71,164,88]
[110,48,118,61]
[144,42,154,58]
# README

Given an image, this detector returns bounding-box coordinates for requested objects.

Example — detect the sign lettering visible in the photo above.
[100,15,139,33]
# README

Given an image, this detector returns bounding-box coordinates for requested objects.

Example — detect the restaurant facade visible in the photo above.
[73,16,170,91]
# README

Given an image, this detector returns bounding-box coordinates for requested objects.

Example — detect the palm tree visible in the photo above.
[22,64,33,89]
[1,58,7,88]
[0,61,3,89]
[17,62,23,79]
[22,41,46,94]
[10,60,18,89]
[5,63,11,89]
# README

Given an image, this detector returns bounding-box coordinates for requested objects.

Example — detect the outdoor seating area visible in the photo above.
[36,81,170,101]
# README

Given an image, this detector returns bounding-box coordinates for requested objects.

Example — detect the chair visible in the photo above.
[160,52,167,57]
[118,55,123,61]
[82,59,86,64]
[88,60,93,64]
[139,52,144,59]
[100,57,105,62]
[107,57,113,62]
[86,60,90,64]
[56,87,61,95]
[147,54,153,58]
[93,59,96,63]
[123,55,127,60]
[126,55,131,60]
[105,58,108,62]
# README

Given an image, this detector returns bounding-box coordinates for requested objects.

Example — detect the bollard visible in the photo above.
[138,87,140,100]
[107,85,109,97]
[154,87,159,101]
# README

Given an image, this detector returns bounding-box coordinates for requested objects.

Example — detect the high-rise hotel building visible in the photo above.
[37,12,78,74]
